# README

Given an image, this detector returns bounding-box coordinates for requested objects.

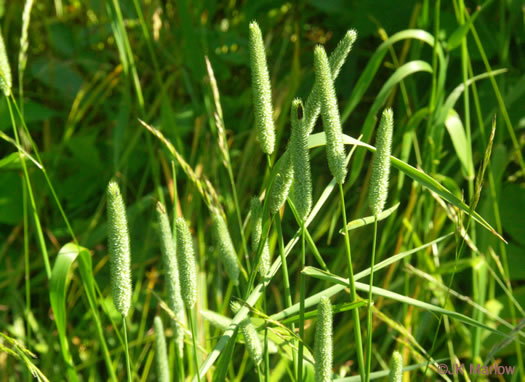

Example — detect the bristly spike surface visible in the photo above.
[156,202,185,353]
[175,217,197,309]
[314,45,347,184]
[304,30,357,135]
[388,351,403,382]
[153,316,170,382]
[212,212,240,285]
[249,21,275,155]
[268,151,294,215]
[290,99,312,221]
[314,296,333,382]
[106,179,132,318]
[369,108,393,215]
[250,198,270,278]
[0,31,12,96]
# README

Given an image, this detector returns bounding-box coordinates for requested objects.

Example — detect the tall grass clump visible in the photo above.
[249,21,275,155]
[156,202,185,354]
[106,179,132,381]
[366,108,393,381]
[212,211,240,286]
[314,297,333,382]
[153,316,170,382]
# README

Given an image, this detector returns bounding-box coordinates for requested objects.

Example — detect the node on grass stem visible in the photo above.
[369,108,393,216]
[175,217,197,310]
[314,296,333,382]
[212,211,240,285]
[156,202,185,353]
[249,21,275,155]
[314,45,347,184]
[290,98,312,222]
[388,351,403,382]
[0,31,12,96]
[106,179,132,318]
[250,198,270,278]
[153,316,170,382]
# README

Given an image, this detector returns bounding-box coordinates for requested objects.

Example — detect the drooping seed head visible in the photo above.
[304,30,357,135]
[314,45,347,184]
[369,108,393,215]
[156,202,185,352]
[388,351,403,382]
[212,212,240,285]
[290,98,312,221]
[249,21,275,155]
[0,30,12,96]
[153,316,170,382]
[314,296,333,382]
[268,151,294,214]
[250,198,270,278]
[175,217,197,309]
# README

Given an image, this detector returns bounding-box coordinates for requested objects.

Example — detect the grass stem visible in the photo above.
[365,216,378,382]
[122,316,132,382]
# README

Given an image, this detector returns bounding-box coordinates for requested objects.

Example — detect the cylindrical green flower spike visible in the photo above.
[249,21,275,155]
[314,296,333,382]
[314,45,347,184]
[388,351,403,382]
[0,31,12,96]
[290,99,312,221]
[269,151,294,214]
[156,202,185,353]
[212,212,240,285]
[175,217,197,310]
[250,198,270,278]
[304,30,357,135]
[107,180,132,317]
[154,316,170,382]
[369,108,393,216]
[231,301,263,366]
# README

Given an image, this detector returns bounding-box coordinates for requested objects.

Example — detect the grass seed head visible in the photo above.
[0,31,12,96]
[155,202,185,352]
[314,296,333,382]
[107,180,132,317]
[153,316,170,382]
[269,151,294,215]
[249,21,275,155]
[212,212,240,285]
[175,217,197,309]
[388,351,403,382]
[250,198,270,278]
[304,29,357,135]
[290,98,312,221]
[369,108,393,215]
[314,45,347,184]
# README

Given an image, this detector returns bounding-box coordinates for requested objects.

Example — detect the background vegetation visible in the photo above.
[0,0,524,380]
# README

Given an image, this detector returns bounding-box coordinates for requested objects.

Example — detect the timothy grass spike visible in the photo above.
[154,316,170,382]
[212,212,240,285]
[314,296,333,382]
[156,202,185,352]
[369,108,393,215]
[175,217,197,309]
[269,151,294,214]
[290,99,312,221]
[314,45,347,184]
[305,30,357,135]
[18,0,34,83]
[250,198,270,278]
[106,180,132,317]
[0,30,12,96]
[249,21,275,155]
[231,301,263,366]
[388,351,403,382]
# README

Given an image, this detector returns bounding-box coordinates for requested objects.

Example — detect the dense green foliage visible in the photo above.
[0,0,524,381]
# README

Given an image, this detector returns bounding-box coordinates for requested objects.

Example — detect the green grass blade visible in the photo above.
[339,203,399,234]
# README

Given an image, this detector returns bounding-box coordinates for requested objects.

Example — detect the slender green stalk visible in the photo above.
[123,317,132,382]
[297,224,306,382]
[189,309,201,382]
[339,183,365,382]
[365,216,378,382]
